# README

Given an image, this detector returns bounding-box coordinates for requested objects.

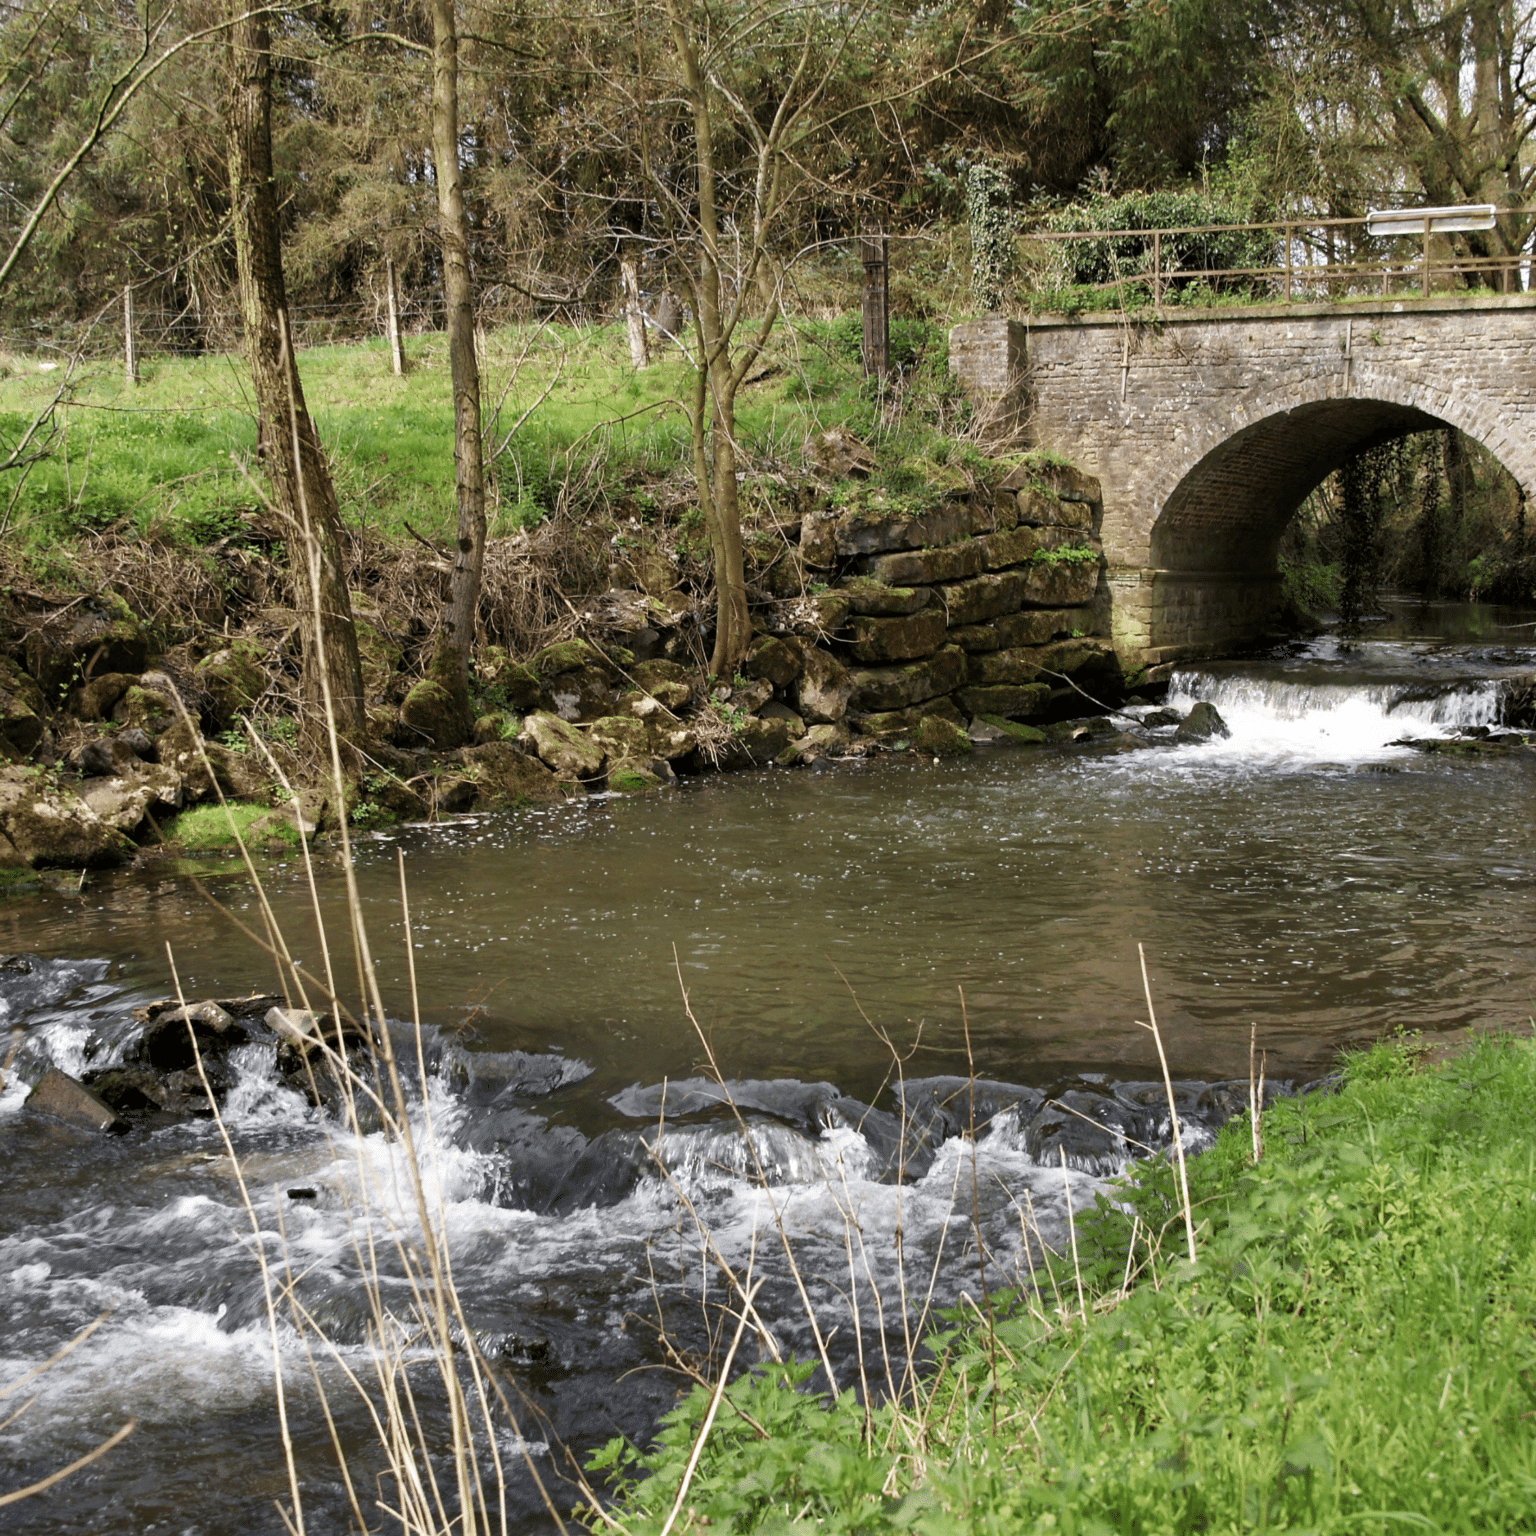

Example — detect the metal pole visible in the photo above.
[386,257,405,375]
[123,286,138,385]
[859,231,889,379]
[1422,216,1431,298]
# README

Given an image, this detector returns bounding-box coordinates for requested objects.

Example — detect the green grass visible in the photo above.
[591,1032,1536,1533]
[168,801,296,852]
[0,316,959,559]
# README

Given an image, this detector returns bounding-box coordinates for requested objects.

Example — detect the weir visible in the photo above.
[951,295,1536,667]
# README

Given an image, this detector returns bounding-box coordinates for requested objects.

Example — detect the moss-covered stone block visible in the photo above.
[460,742,578,808]
[956,684,1052,719]
[521,711,604,779]
[69,671,134,723]
[0,656,46,755]
[849,609,947,664]
[848,645,967,713]
[24,594,147,697]
[112,684,175,737]
[912,715,974,757]
[839,578,933,618]
[743,635,803,689]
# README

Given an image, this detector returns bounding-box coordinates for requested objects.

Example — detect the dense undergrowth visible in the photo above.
[591,1032,1536,1533]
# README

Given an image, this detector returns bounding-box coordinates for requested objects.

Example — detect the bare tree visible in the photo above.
[226,2,366,738]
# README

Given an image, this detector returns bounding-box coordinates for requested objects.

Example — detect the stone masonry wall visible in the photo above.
[964,295,1536,665]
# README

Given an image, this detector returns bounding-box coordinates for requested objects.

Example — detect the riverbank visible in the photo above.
[594,1029,1536,1533]
[0,440,1150,876]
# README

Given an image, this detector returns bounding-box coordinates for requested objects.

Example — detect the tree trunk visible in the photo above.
[620,251,649,370]
[430,0,484,735]
[226,8,365,740]
[666,0,751,677]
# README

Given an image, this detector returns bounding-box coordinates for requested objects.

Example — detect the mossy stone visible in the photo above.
[531,639,608,678]
[196,640,268,728]
[975,713,1046,744]
[607,764,665,794]
[460,742,578,807]
[0,657,46,755]
[112,685,174,737]
[912,715,974,757]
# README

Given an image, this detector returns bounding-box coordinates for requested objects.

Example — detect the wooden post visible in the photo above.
[1152,229,1162,310]
[620,251,649,371]
[1283,225,1292,302]
[123,286,138,385]
[1422,216,1432,298]
[385,257,405,375]
[860,231,889,379]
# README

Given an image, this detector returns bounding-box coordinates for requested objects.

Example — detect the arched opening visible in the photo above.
[1140,395,1530,659]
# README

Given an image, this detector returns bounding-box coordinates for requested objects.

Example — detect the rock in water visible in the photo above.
[1174,700,1231,743]
[26,1067,129,1133]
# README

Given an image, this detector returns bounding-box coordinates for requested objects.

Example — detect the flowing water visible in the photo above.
[4,597,1536,1532]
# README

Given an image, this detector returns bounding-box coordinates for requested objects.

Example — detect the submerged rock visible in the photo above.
[968,714,1046,746]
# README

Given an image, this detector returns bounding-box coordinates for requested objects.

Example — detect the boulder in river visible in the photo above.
[1174,701,1231,743]
[131,998,250,1072]
[26,1067,129,1133]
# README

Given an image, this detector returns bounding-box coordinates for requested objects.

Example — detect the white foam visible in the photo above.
[1164,668,1505,767]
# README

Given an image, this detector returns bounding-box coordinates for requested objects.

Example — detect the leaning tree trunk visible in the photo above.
[428,0,484,743]
[226,8,365,740]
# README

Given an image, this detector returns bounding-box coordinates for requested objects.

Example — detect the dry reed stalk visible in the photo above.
[1135,943,1197,1265]
[1058,1148,1087,1323]
[1249,1023,1267,1164]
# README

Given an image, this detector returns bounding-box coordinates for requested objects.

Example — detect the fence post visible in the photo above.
[1283,225,1293,302]
[860,231,889,379]
[1152,229,1162,310]
[1422,216,1431,298]
[385,257,405,375]
[123,286,138,385]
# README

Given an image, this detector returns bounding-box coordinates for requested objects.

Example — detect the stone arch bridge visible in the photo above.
[951,296,1536,667]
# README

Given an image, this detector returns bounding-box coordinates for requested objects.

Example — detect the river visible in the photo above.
[3,598,1534,1532]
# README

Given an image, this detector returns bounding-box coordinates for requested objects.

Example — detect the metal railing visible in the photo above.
[1020,210,1536,311]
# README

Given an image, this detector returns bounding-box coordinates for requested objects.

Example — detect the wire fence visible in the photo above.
[5,209,1534,367]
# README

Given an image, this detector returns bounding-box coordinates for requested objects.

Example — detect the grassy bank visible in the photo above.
[592,1032,1536,1533]
[0,315,959,573]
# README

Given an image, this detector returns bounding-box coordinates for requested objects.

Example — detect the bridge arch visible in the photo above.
[1133,366,1536,662]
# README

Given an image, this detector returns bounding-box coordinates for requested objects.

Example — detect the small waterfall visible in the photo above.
[1165,662,1512,763]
